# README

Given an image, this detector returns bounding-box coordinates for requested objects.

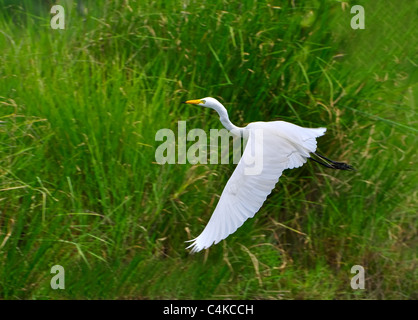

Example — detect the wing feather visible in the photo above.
[187,121,326,253]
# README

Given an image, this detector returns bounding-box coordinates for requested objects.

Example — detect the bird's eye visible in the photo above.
[201,99,206,104]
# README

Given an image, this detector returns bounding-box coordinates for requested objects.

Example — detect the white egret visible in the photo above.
[183,97,353,253]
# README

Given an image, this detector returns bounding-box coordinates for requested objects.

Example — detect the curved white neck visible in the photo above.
[210,102,243,135]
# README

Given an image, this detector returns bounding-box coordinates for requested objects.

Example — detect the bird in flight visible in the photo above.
[183,97,353,253]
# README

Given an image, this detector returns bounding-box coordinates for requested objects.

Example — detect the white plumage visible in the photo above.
[182,97,344,253]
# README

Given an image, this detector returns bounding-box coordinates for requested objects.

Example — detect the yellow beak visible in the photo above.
[182,99,204,105]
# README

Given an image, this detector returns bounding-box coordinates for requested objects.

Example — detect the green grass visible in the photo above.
[0,0,416,299]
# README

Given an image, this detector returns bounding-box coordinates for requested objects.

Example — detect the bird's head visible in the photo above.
[182,97,220,109]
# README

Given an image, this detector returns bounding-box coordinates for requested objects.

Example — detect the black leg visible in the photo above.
[310,152,355,171]
[309,157,334,169]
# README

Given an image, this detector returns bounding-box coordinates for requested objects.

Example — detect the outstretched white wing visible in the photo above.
[186,121,326,253]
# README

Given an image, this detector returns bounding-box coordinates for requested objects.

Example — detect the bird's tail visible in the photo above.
[310,152,355,171]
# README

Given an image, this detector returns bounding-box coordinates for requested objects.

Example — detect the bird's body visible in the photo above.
[183,97,353,253]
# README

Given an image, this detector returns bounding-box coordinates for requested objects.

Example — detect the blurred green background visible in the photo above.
[0,0,416,299]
